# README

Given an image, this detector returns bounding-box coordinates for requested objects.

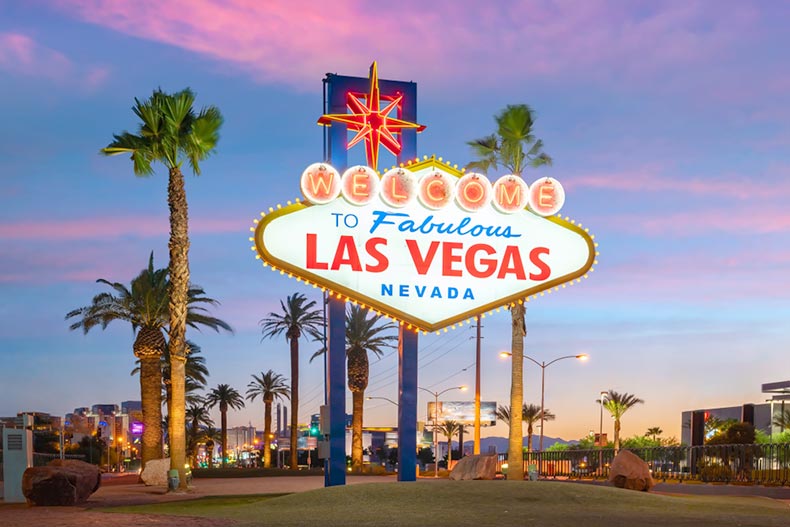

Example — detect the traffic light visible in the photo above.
[310,425,319,436]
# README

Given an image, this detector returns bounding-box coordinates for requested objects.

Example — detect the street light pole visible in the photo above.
[418,386,466,478]
[500,352,588,451]
[599,391,607,447]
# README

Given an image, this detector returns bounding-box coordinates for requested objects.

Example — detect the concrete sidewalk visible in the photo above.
[85,474,397,508]
[0,475,395,527]
[0,474,396,508]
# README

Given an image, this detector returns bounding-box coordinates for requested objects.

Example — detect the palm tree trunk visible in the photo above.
[221,408,228,468]
[614,419,621,454]
[139,355,163,469]
[351,390,364,471]
[290,337,299,470]
[508,303,526,480]
[263,400,273,468]
[527,422,534,452]
[447,432,453,469]
[167,165,190,490]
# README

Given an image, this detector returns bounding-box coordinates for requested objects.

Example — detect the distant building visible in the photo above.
[681,380,790,445]
[121,401,142,413]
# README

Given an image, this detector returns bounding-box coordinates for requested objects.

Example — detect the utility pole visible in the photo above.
[474,315,482,455]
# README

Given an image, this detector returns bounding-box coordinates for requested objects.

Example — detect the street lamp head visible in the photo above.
[499,351,512,359]
[459,385,468,392]
[576,354,589,361]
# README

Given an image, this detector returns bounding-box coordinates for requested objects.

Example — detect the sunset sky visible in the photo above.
[2,0,789,444]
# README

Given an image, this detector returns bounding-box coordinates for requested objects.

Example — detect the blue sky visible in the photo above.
[1,0,789,442]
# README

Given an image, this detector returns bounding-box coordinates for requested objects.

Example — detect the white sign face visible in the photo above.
[254,158,595,332]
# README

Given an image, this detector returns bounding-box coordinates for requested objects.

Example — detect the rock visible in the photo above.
[22,467,78,506]
[449,454,497,480]
[608,450,654,491]
[22,459,101,506]
[140,457,171,486]
[48,459,101,498]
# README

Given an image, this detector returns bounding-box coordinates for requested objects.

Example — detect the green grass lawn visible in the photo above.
[105,480,790,527]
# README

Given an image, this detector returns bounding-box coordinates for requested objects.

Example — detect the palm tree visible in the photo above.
[438,420,461,469]
[201,426,221,469]
[246,370,290,468]
[67,254,166,470]
[132,340,212,409]
[67,253,229,469]
[260,293,324,470]
[185,403,213,468]
[496,404,555,452]
[102,88,223,489]
[645,427,663,442]
[205,384,245,468]
[311,304,397,470]
[598,390,644,453]
[523,404,555,452]
[466,104,551,480]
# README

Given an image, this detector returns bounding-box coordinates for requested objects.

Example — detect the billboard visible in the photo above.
[426,401,497,426]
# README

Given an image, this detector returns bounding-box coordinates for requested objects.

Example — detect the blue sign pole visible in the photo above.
[323,73,350,487]
[326,296,346,486]
[397,327,419,481]
[395,78,419,481]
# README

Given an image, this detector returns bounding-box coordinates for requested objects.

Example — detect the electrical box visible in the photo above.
[319,405,330,435]
[2,414,34,503]
[317,440,330,459]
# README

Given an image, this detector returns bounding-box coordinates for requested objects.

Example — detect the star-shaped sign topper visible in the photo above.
[318,62,425,170]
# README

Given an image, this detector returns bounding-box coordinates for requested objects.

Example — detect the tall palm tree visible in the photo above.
[67,254,167,470]
[344,305,397,470]
[466,104,551,480]
[185,403,213,468]
[496,404,555,452]
[67,253,229,469]
[598,390,644,453]
[205,384,245,468]
[260,293,324,470]
[246,370,290,468]
[102,88,223,489]
[438,420,461,469]
[645,427,663,442]
[311,304,397,470]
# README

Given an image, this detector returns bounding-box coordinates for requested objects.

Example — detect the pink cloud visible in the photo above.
[597,207,790,236]
[0,31,109,90]
[0,243,152,284]
[567,166,790,200]
[53,0,756,92]
[575,245,790,303]
[0,215,247,241]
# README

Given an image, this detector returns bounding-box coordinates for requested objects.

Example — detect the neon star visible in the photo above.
[318,62,425,170]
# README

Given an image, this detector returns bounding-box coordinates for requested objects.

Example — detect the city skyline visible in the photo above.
[2,1,789,444]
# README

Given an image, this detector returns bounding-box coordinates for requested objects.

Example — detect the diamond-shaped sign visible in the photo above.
[253,158,595,332]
